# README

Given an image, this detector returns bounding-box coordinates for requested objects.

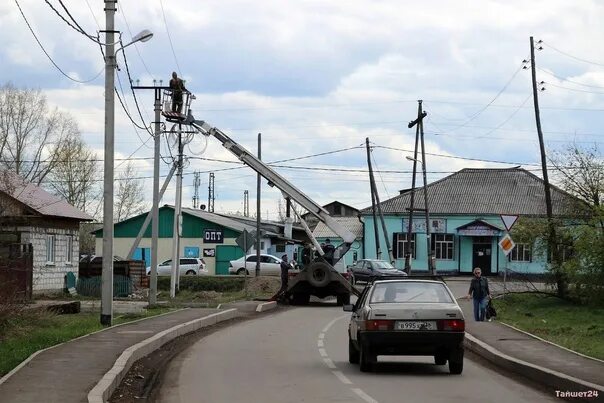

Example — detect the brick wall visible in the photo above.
[19,226,80,292]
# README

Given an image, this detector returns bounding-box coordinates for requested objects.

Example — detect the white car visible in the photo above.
[146,258,207,276]
[345,279,465,373]
[229,254,289,276]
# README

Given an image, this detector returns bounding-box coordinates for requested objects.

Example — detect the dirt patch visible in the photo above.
[245,276,281,295]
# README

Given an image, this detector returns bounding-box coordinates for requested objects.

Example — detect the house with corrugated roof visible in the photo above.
[0,171,93,291]
[360,167,581,275]
[93,205,308,275]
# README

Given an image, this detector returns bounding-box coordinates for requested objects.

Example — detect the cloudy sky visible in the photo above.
[2,0,604,220]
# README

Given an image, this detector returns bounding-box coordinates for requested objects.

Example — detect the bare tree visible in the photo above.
[0,83,77,185]
[47,133,98,213]
[114,161,145,222]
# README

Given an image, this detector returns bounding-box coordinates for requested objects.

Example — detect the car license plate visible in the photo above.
[395,321,436,331]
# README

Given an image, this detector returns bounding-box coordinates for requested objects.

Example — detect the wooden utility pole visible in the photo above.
[366,138,381,259]
[404,101,422,274]
[530,36,564,297]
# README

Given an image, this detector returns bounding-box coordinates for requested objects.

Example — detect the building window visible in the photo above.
[394,233,415,259]
[66,236,73,264]
[46,235,56,264]
[510,243,532,262]
[432,234,454,260]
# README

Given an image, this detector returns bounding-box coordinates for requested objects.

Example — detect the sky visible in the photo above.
[2,0,604,221]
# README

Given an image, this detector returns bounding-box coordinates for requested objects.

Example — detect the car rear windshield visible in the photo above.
[372,261,394,269]
[370,282,453,304]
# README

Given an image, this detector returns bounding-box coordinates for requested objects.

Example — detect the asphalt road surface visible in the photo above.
[158,299,557,403]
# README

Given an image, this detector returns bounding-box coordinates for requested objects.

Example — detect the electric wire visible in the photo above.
[119,38,154,133]
[158,0,182,76]
[538,68,604,90]
[542,41,604,68]
[14,0,103,83]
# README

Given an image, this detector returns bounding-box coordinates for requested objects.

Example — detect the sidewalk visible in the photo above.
[447,279,604,390]
[0,308,220,403]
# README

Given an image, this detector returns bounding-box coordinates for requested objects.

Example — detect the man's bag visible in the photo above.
[486,300,497,320]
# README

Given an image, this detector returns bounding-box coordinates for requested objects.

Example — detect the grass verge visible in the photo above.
[495,293,604,360]
[0,306,173,377]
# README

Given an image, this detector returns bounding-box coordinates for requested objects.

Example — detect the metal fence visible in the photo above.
[0,243,33,301]
[76,274,132,297]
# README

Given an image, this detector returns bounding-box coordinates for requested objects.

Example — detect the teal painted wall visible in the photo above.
[363,214,550,274]
[95,207,241,239]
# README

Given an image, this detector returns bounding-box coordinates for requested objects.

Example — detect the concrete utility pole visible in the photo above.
[244,190,249,217]
[101,0,117,326]
[530,36,563,295]
[256,133,261,276]
[208,172,215,212]
[193,171,201,208]
[171,127,184,298]
[150,87,162,305]
[404,101,422,274]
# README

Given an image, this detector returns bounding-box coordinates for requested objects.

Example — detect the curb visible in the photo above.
[87,308,241,403]
[0,308,188,387]
[256,301,277,312]
[464,332,604,394]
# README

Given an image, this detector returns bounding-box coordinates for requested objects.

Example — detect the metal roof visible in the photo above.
[179,207,281,237]
[312,216,363,239]
[1,171,92,221]
[360,168,581,216]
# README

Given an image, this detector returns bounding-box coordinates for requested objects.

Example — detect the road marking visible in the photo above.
[323,358,336,369]
[332,370,352,384]
[352,388,379,403]
[319,348,327,357]
[322,314,347,333]
[317,339,324,347]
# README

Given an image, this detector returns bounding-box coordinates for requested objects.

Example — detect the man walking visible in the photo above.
[466,267,491,321]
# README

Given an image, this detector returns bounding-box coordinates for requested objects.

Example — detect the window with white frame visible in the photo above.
[66,236,73,264]
[432,234,455,260]
[510,243,532,262]
[394,233,415,259]
[46,234,56,264]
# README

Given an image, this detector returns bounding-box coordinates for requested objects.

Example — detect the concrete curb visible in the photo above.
[498,321,604,364]
[464,332,604,393]
[0,308,187,387]
[87,308,240,403]
[256,301,277,312]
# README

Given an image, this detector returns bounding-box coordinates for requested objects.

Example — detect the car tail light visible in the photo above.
[365,319,394,331]
[438,319,465,332]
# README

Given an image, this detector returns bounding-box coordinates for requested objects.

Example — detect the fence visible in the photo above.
[78,259,148,297]
[0,243,33,301]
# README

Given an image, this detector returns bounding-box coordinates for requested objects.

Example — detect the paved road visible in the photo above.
[158,302,556,403]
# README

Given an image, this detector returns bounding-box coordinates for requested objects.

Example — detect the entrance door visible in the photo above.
[216,245,244,275]
[472,242,492,275]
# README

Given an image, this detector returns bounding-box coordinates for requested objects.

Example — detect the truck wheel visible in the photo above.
[349,338,359,364]
[448,347,464,374]
[359,344,374,372]
[336,294,350,306]
[307,262,331,288]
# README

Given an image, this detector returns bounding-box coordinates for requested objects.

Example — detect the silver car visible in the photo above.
[344,279,465,374]
[146,258,207,276]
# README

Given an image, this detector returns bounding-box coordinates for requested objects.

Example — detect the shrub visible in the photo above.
[157,276,245,293]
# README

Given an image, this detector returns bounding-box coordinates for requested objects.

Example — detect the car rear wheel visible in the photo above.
[236,268,249,275]
[448,347,464,374]
[359,345,375,372]
[348,338,359,364]
[185,270,196,275]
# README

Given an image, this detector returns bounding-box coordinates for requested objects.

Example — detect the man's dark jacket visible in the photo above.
[468,276,490,300]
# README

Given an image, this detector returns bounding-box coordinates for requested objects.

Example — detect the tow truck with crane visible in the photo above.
[161,91,360,305]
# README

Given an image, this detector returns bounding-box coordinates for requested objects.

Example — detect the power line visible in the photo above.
[545,81,604,96]
[119,39,154,133]
[543,41,604,68]
[538,68,604,90]
[13,0,103,83]
[158,0,182,75]
[119,9,155,79]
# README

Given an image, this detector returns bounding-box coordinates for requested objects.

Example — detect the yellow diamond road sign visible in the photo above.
[499,234,516,256]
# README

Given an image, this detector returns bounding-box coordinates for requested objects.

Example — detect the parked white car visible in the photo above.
[146,258,207,276]
[229,254,290,276]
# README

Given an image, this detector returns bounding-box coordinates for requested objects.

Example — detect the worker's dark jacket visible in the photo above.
[169,78,185,100]
[468,277,490,300]
[280,261,290,283]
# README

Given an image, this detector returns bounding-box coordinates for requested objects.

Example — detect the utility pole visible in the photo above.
[193,171,201,208]
[404,101,422,274]
[170,126,184,298]
[208,172,215,212]
[530,36,563,296]
[243,190,249,217]
[256,133,261,276]
[101,0,116,326]
[149,86,161,305]
[367,138,381,259]
[366,138,394,263]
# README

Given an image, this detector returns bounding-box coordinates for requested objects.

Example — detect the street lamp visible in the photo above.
[101,18,153,326]
[406,156,422,165]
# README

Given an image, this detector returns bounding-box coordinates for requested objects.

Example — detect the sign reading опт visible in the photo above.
[203,229,224,244]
